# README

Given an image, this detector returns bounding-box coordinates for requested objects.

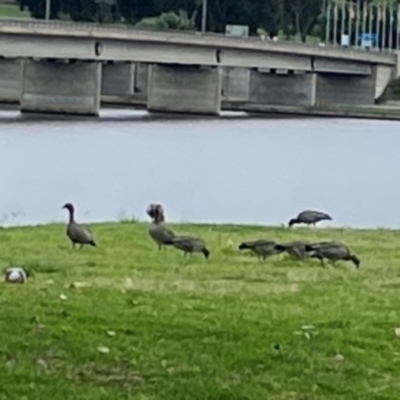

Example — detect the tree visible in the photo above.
[60,0,97,21]
[136,10,197,30]
[284,0,323,42]
[117,0,159,24]
[17,0,116,22]
[207,0,262,34]
[17,0,327,43]
[17,0,62,19]
[256,0,284,38]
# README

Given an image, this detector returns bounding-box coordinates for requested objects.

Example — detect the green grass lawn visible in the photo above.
[326,104,400,116]
[0,3,29,18]
[1,222,400,398]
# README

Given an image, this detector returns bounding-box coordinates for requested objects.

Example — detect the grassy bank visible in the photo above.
[1,222,400,398]
[0,3,29,18]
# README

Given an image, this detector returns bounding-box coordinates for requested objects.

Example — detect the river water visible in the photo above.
[0,108,399,229]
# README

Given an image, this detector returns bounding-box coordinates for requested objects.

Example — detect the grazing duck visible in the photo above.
[288,210,332,228]
[146,203,176,250]
[163,236,210,259]
[62,203,96,248]
[305,241,360,268]
[275,241,310,259]
[238,240,283,261]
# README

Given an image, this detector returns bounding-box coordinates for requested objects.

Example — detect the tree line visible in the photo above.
[17,0,399,47]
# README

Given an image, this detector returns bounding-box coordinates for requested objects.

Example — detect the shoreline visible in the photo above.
[236,104,400,121]
[0,98,400,121]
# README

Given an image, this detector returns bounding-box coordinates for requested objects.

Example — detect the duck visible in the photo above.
[288,210,332,228]
[238,240,283,261]
[146,203,176,251]
[62,203,96,248]
[163,236,210,259]
[305,241,360,268]
[274,241,310,259]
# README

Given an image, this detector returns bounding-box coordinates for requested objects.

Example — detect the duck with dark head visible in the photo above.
[163,236,210,259]
[238,239,283,261]
[146,203,176,251]
[288,210,332,228]
[62,202,96,249]
[305,241,360,269]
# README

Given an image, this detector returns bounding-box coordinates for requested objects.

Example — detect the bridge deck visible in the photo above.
[0,18,395,67]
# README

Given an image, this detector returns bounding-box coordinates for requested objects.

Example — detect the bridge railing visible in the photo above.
[0,17,395,56]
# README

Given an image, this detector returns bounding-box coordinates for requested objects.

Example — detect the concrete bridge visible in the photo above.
[0,18,397,116]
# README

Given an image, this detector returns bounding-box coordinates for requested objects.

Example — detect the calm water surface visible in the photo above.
[0,108,399,229]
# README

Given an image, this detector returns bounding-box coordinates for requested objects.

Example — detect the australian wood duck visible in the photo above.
[164,236,210,259]
[62,203,96,248]
[146,203,176,250]
[305,241,360,268]
[288,210,332,228]
[238,240,283,261]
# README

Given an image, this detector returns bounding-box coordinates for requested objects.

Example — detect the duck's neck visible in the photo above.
[153,211,165,225]
[68,210,75,223]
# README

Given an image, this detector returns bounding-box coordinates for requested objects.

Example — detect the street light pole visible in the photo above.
[201,0,207,33]
[325,0,331,44]
[45,0,51,20]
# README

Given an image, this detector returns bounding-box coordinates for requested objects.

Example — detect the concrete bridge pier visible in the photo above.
[222,67,250,101]
[374,65,393,99]
[248,68,379,108]
[101,62,135,96]
[20,59,101,116]
[249,69,316,107]
[135,63,149,95]
[147,64,222,115]
[0,58,22,103]
[315,73,375,107]
[313,59,376,106]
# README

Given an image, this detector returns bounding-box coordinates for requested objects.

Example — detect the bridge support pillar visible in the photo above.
[315,73,375,106]
[0,59,22,103]
[147,64,221,115]
[374,65,393,100]
[20,59,101,116]
[222,67,250,101]
[101,62,135,96]
[135,63,149,95]
[249,70,316,107]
